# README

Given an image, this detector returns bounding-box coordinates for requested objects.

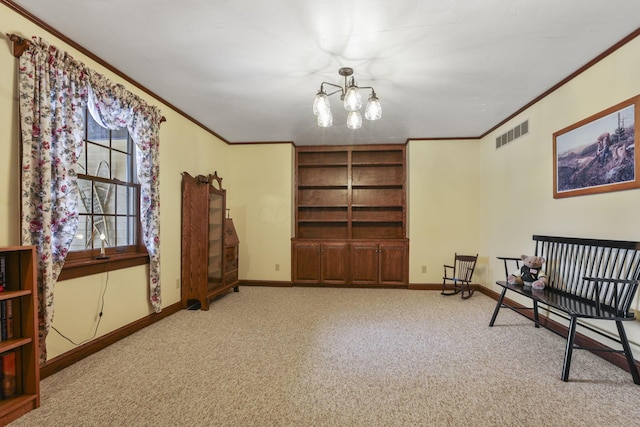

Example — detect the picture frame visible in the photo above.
[553,95,640,199]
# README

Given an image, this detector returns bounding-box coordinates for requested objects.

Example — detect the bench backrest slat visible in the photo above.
[533,235,640,316]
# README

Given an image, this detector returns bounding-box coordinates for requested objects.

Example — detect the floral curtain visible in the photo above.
[17,36,163,363]
[86,82,162,312]
[18,38,87,363]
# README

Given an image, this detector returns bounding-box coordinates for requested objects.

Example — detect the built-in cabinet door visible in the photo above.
[379,242,408,285]
[350,242,379,285]
[321,242,349,285]
[292,240,408,286]
[292,241,349,284]
[292,241,321,283]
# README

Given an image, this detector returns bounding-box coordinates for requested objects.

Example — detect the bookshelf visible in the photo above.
[0,246,40,425]
[293,145,408,285]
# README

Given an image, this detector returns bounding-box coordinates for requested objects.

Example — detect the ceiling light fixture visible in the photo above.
[313,67,381,130]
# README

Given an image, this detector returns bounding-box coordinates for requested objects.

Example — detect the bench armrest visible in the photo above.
[582,276,640,317]
[497,256,522,281]
[497,256,522,261]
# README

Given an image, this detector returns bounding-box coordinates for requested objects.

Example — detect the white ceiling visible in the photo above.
[8,0,640,146]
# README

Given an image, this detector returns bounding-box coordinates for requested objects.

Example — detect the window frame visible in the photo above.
[59,108,149,281]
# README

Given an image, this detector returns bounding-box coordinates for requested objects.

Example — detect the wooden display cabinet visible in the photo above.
[293,145,408,286]
[0,246,40,425]
[181,172,239,310]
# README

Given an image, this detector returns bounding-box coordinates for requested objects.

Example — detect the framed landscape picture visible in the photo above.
[553,95,640,199]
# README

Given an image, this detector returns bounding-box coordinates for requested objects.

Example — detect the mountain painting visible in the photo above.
[554,99,638,198]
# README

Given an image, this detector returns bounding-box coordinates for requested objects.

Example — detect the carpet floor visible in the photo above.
[9,286,640,426]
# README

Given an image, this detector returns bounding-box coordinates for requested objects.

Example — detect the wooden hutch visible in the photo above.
[181,172,239,310]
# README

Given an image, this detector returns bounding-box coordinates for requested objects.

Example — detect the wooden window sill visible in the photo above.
[58,252,149,281]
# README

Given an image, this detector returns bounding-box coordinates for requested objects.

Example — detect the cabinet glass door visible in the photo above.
[208,189,224,289]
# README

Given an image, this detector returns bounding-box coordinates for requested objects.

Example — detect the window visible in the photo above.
[60,108,148,279]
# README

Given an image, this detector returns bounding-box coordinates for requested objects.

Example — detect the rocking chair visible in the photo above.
[442,253,478,299]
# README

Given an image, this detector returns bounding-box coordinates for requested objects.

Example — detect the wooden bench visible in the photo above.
[489,235,640,384]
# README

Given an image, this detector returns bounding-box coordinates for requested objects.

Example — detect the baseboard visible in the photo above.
[240,280,293,287]
[476,285,640,375]
[408,283,480,291]
[41,301,183,379]
[242,281,407,289]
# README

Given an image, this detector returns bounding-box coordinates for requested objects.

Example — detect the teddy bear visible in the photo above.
[507,254,548,289]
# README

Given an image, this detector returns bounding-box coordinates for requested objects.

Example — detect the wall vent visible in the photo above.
[496,120,529,149]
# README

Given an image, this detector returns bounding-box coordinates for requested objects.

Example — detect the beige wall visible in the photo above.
[227,144,293,282]
[0,11,21,245]
[407,139,481,284]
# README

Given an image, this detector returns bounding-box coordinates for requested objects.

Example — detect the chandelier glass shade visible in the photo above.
[312,68,381,129]
[343,84,361,111]
[313,91,332,127]
[365,91,382,120]
[346,110,362,129]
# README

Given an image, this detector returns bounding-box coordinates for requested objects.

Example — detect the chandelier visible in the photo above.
[313,67,382,129]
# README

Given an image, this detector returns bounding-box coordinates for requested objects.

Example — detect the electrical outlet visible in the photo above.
[176,278,180,289]
[421,265,427,273]
[275,264,280,271]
